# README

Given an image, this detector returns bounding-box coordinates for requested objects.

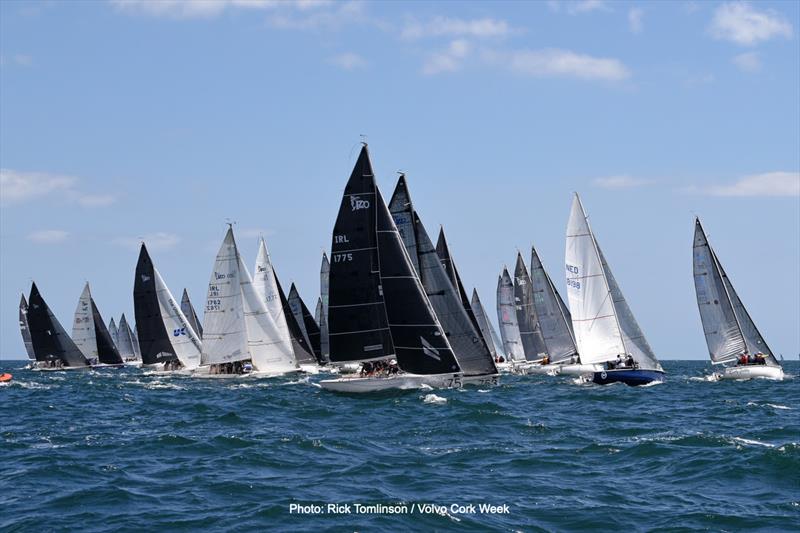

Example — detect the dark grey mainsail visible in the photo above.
[108,317,119,349]
[274,273,317,365]
[375,184,461,375]
[117,313,138,361]
[389,176,496,377]
[328,144,395,363]
[133,244,179,366]
[470,289,504,360]
[27,283,89,367]
[530,246,578,363]
[180,288,203,338]
[513,252,548,361]
[91,299,124,365]
[19,294,35,360]
[289,283,323,363]
[319,252,330,359]
[693,219,778,366]
[497,268,526,362]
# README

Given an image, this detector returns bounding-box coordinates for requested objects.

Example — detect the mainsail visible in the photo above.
[27,282,89,367]
[288,283,323,361]
[181,288,203,338]
[134,243,202,368]
[513,253,549,361]
[693,219,778,366]
[117,313,138,361]
[72,283,123,365]
[19,294,36,360]
[565,194,661,371]
[319,252,330,360]
[108,317,119,349]
[470,289,504,360]
[389,175,496,376]
[327,145,395,363]
[131,323,142,359]
[275,273,318,365]
[496,268,526,362]
[530,246,578,364]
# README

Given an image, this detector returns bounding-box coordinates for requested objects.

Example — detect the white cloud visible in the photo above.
[628,8,644,34]
[329,52,366,70]
[0,169,116,207]
[593,176,654,189]
[683,72,715,88]
[402,16,513,40]
[709,2,793,46]
[110,0,274,19]
[732,51,760,72]
[238,227,275,239]
[267,1,370,31]
[698,171,799,197]
[422,39,471,75]
[27,230,69,244]
[496,48,630,81]
[568,1,609,15]
[113,232,181,250]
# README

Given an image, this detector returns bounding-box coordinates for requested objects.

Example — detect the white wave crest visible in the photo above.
[422,393,447,405]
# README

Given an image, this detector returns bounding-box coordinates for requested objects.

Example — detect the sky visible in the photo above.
[1,0,798,361]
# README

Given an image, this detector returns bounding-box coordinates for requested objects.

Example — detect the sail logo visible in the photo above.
[421,337,441,361]
[350,196,370,211]
[173,327,186,337]
[140,274,151,283]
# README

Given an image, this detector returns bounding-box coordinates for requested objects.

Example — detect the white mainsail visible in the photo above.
[253,237,296,360]
[565,194,661,371]
[72,283,98,360]
[201,228,248,365]
[154,267,202,369]
[117,313,138,360]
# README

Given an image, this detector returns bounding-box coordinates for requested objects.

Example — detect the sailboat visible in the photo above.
[199,227,298,376]
[693,218,784,380]
[565,194,664,386]
[72,283,124,367]
[470,289,508,366]
[117,313,141,365]
[319,145,462,392]
[319,252,330,360]
[108,317,119,349]
[496,267,527,366]
[27,282,90,370]
[19,294,36,366]
[252,237,318,372]
[180,288,204,338]
[513,252,549,370]
[529,246,601,376]
[389,175,498,386]
[133,243,202,371]
[287,283,324,363]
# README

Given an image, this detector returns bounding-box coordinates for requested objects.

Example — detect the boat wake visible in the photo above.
[422,393,447,405]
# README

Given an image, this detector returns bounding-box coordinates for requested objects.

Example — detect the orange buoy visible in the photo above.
[0,373,12,382]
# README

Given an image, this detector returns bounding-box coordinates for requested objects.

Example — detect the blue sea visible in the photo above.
[1,360,798,532]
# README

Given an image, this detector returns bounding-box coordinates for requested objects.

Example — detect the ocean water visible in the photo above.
[1,360,798,532]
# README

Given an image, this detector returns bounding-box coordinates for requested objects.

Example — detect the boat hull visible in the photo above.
[461,373,500,387]
[555,363,605,376]
[319,373,462,393]
[592,369,665,386]
[716,365,784,381]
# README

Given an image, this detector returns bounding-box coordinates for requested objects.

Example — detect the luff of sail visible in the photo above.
[375,184,461,375]
[497,268,526,362]
[90,297,124,365]
[327,144,394,363]
[181,289,204,338]
[513,253,549,361]
[693,219,779,366]
[19,294,36,360]
[319,252,330,360]
[27,282,89,367]
[530,246,578,364]
[470,289,502,360]
[274,272,317,365]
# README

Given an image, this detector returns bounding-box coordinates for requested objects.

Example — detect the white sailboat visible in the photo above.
[496,267,527,369]
[565,194,664,386]
[199,227,298,377]
[71,282,124,367]
[693,218,784,380]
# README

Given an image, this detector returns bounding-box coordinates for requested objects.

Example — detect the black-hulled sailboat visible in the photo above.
[134,243,202,371]
[71,282,124,367]
[693,218,784,380]
[19,294,36,366]
[180,288,203,338]
[27,282,90,370]
[389,175,498,385]
[565,194,664,386]
[319,145,462,392]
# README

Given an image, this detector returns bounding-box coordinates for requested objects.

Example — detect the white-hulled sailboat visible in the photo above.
[72,283,124,367]
[319,145,463,393]
[565,194,664,386]
[692,218,784,380]
[199,227,299,377]
[133,243,202,371]
[496,267,527,369]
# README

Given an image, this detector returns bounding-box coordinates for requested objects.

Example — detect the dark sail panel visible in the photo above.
[289,283,324,364]
[375,189,460,375]
[274,272,317,365]
[328,145,394,362]
[388,174,421,275]
[181,288,203,338]
[27,283,89,367]
[514,252,549,361]
[133,244,178,365]
[19,294,35,360]
[91,299,124,365]
[530,246,578,363]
